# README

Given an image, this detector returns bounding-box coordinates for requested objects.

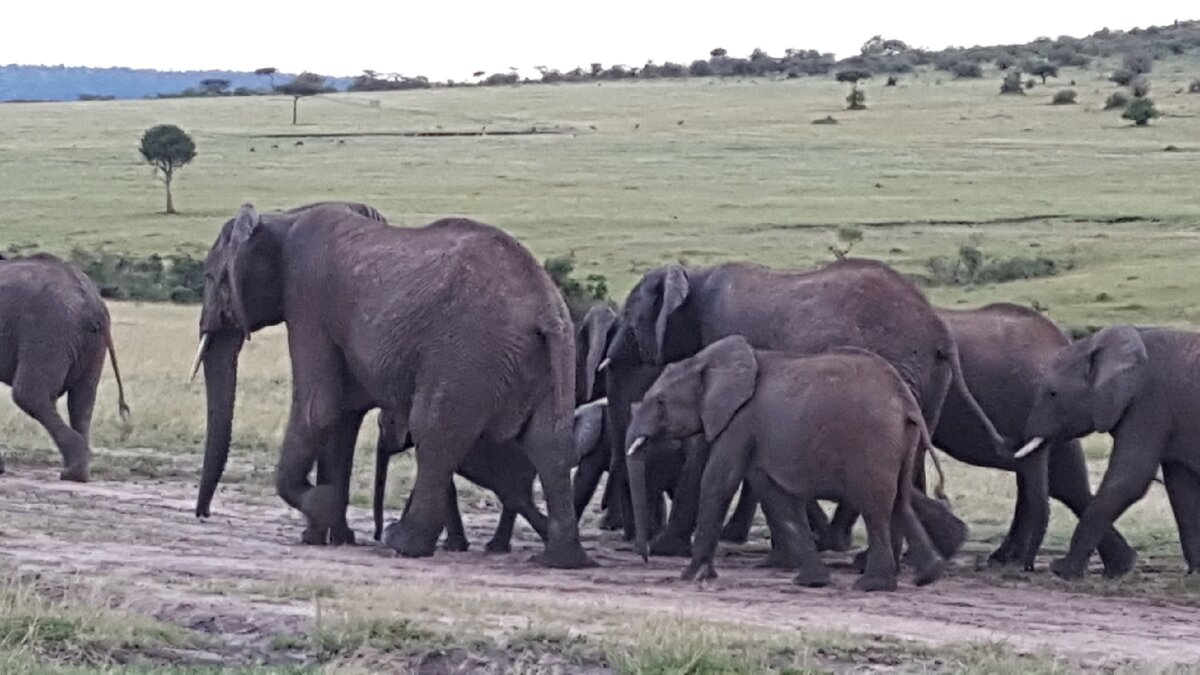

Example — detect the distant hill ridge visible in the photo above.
[0,65,355,102]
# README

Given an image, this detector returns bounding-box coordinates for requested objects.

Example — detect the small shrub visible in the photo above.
[886,76,898,86]
[1109,69,1135,86]
[1052,89,1077,105]
[1122,52,1154,75]
[1104,91,1130,109]
[923,245,1067,286]
[835,69,871,84]
[999,71,1025,95]
[846,85,866,110]
[1123,98,1162,126]
[543,256,610,318]
[1131,76,1152,98]
[828,226,864,260]
[811,115,839,125]
[1025,79,1036,90]
[951,62,983,79]
[1189,79,1200,94]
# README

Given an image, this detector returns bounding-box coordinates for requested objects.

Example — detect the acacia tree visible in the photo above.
[254,67,278,88]
[138,124,196,214]
[278,72,326,124]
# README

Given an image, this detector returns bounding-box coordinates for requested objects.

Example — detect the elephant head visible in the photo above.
[624,335,758,558]
[576,304,617,403]
[1024,325,1149,447]
[607,265,697,369]
[191,202,387,518]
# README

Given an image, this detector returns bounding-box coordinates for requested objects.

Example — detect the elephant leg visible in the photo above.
[1050,440,1137,577]
[750,480,826,587]
[821,501,857,552]
[488,481,549,552]
[853,500,898,592]
[898,498,946,587]
[383,428,474,558]
[598,476,622,530]
[988,471,1029,567]
[517,414,592,569]
[1005,457,1050,572]
[653,438,711,557]
[572,448,607,523]
[805,500,831,544]
[485,508,517,553]
[1162,463,1200,574]
[911,492,968,560]
[1051,433,1160,580]
[325,411,364,546]
[12,364,89,482]
[720,480,757,544]
[681,436,751,582]
[442,480,469,552]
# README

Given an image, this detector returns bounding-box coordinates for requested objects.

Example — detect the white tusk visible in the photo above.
[626,436,647,457]
[574,397,609,417]
[597,357,611,372]
[1013,437,1045,460]
[188,333,211,384]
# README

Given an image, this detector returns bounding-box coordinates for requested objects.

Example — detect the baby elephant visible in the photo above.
[627,336,953,592]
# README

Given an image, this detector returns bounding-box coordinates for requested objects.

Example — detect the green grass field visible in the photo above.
[3,62,1200,671]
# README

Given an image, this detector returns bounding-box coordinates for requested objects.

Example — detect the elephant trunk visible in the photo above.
[626,437,652,561]
[195,330,244,518]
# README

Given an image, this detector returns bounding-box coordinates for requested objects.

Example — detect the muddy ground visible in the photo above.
[2,465,1199,672]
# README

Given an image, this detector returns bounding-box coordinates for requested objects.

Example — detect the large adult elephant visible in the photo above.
[810,303,1137,573]
[190,202,590,568]
[0,252,130,481]
[605,258,1010,558]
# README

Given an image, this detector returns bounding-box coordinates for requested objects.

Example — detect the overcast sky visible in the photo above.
[8,1,1195,80]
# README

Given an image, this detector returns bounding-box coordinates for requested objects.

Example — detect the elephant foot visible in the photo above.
[1050,556,1087,580]
[59,464,89,483]
[649,532,692,558]
[531,540,595,569]
[720,523,751,545]
[817,531,852,553]
[792,565,832,588]
[852,549,868,574]
[912,558,946,587]
[484,539,511,554]
[382,519,439,558]
[682,560,717,581]
[986,544,1020,567]
[301,526,329,546]
[1100,546,1138,579]
[854,574,898,592]
[442,536,470,552]
[330,524,357,546]
[299,485,344,532]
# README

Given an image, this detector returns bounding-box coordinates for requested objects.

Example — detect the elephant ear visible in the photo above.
[226,204,263,335]
[572,400,606,460]
[654,265,690,365]
[700,336,758,442]
[1088,325,1149,433]
[582,307,617,399]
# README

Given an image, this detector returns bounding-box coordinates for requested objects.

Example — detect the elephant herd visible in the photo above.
[3,200,1199,591]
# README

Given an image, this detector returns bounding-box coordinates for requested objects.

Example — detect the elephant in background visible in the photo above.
[605,258,1010,559]
[191,202,590,568]
[1026,325,1200,579]
[627,337,958,591]
[0,253,130,481]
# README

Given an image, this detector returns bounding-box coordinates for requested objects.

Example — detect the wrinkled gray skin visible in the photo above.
[193,202,590,568]
[606,258,1009,560]
[809,303,1137,573]
[0,253,130,481]
[628,337,957,591]
[1026,325,1200,579]
[373,409,551,553]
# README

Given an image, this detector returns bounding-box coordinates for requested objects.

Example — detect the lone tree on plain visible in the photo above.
[1030,63,1058,84]
[278,72,326,125]
[254,67,278,88]
[138,124,195,214]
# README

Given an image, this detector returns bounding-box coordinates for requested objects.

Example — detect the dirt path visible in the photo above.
[2,468,1198,669]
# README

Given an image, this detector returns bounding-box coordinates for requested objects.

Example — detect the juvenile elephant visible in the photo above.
[570,304,622,527]
[627,337,956,591]
[814,303,1136,573]
[1026,325,1200,579]
[191,202,590,568]
[0,253,130,481]
[605,258,1009,559]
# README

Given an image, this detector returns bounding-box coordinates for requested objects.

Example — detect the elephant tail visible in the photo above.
[910,413,947,502]
[105,325,132,430]
[540,314,575,433]
[945,341,1010,461]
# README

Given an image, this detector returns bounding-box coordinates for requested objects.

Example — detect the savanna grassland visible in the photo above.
[3,58,1200,673]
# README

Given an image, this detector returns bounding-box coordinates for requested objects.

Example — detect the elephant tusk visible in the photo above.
[1013,437,1045,460]
[574,397,608,417]
[627,436,647,457]
[188,333,211,384]
[597,357,611,372]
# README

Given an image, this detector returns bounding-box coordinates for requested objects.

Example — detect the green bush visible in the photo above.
[922,245,1068,286]
[951,62,983,78]
[999,71,1025,95]
[1122,97,1161,126]
[543,256,611,318]
[66,249,205,303]
[1052,89,1077,105]
[846,85,866,110]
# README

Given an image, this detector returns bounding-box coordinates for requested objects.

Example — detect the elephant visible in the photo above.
[569,304,622,527]
[603,258,1009,559]
[626,337,957,591]
[373,408,550,553]
[1025,325,1200,579]
[190,201,590,568]
[0,252,130,481]
[807,303,1137,573]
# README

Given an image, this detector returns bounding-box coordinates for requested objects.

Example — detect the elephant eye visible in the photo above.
[1048,390,1058,398]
